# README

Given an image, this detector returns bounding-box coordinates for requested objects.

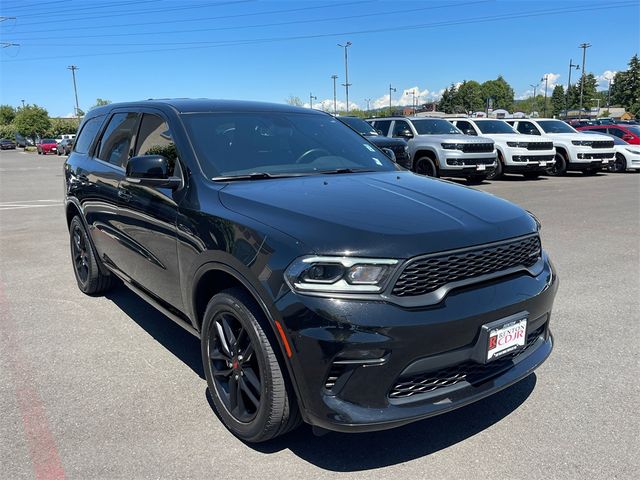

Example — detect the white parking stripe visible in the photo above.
[0,204,62,211]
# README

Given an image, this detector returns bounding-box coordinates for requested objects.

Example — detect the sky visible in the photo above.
[0,0,639,117]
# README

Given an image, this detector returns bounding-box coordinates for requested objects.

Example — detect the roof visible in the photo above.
[87,98,320,116]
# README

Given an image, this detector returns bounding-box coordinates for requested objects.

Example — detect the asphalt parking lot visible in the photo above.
[1,149,638,479]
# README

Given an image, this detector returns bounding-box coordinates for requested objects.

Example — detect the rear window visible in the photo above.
[74,116,104,154]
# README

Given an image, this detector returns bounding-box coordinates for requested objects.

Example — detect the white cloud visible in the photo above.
[369,85,444,110]
[63,112,76,118]
[517,72,562,100]
[596,70,617,89]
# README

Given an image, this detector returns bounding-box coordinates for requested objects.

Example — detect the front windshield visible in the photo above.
[411,119,461,135]
[42,138,55,143]
[181,112,398,178]
[537,120,577,134]
[475,120,517,134]
[339,116,378,136]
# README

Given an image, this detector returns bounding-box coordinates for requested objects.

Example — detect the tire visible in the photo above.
[466,174,487,185]
[486,155,503,180]
[611,153,627,173]
[201,288,301,442]
[523,172,541,179]
[69,216,115,295]
[547,152,567,176]
[414,156,438,177]
[37,149,41,155]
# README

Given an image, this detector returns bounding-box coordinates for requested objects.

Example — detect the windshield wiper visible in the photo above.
[212,172,306,182]
[320,168,375,175]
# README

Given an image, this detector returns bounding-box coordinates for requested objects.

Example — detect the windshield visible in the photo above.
[181,112,398,178]
[626,125,640,136]
[42,139,56,143]
[339,116,377,136]
[411,119,461,135]
[475,120,517,134]
[537,120,577,134]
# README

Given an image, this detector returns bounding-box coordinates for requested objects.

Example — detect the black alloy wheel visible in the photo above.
[547,152,567,176]
[486,156,503,180]
[415,156,438,177]
[68,216,114,294]
[611,153,627,173]
[71,222,90,285]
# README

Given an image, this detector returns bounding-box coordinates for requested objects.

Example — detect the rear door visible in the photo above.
[115,110,183,310]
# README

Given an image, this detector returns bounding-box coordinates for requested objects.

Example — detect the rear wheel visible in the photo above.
[414,156,438,177]
[547,152,567,176]
[611,153,627,173]
[201,288,301,442]
[69,216,115,294]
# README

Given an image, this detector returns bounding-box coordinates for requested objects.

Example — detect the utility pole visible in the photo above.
[338,41,352,113]
[364,98,371,112]
[607,77,612,108]
[67,65,81,121]
[406,90,417,115]
[530,84,538,116]
[591,98,600,119]
[389,84,396,115]
[578,42,591,121]
[309,93,317,110]
[331,74,338,114]
[21,99,25,108]
[565,59,580,118]
[541,75,549,117]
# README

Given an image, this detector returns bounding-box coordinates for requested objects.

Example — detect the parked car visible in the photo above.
[36,138,58,155]
[64,99,557,442]
[506,119,615,175]
[367,116,497,183]
[57,138,74,155]
[447,118,555,180]
[0,138,17,150]
[587,131,640,172]
[576,124,640,145]
[336,116,411,169]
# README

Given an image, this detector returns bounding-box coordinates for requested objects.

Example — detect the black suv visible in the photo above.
[64,99,558,442]
[337,116,411,169]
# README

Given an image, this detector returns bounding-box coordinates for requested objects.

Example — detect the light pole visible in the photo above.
[309,93,317,110]
[530,83,538,116]
[20,99,25,108]
[364,98,371,112]
[388,84,396,115]
[578,42,591,121]
[607,77,612,108]
[67,65,81,121]
[565,59,580,118]
[406,90,417,115]
[541,75,549,117]
[331,74,338,114]
[338,41,352,113]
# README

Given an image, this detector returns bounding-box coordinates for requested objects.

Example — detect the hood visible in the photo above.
[542,132,605,141]
[219,171,537,258]
[414,134,494,144]
[480,133,538,144]
[367,136,407,147]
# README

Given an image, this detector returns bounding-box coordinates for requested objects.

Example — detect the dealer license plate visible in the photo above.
[486,318,527,361]
[477,164,486,171]
[539,161,547,167]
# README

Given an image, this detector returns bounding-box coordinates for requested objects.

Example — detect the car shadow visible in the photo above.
[104,284,204,379]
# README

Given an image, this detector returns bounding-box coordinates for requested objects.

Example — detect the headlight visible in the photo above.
[285,256,398,293]
[506,141,529,148]
[441,143,464,150]
[572,140,593,146]
[626,148,640,154]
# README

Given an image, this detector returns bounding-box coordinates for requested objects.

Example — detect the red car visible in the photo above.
[36,138,58,155]
[576,124,640,145]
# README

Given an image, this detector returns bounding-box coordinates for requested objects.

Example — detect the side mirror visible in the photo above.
[463,129,477,136]
[126,155,181,189]
[376,129,384,135]
[381,147,396,162]
[397,129,413,139]
[622,134,634,141]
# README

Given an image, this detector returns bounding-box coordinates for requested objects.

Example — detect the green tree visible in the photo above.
[0,123,16,139]
[439,84,457,113]
[550,85,565,117]
[456,80,484,113]
[91,98,111,109]
[611,54,640,115]
[480,75,515,111]
[0,105,17,125]
[13,104,51,141]
[285,95,303,107]
[47,118,78,137]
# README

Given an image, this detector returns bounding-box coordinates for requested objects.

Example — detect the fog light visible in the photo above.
[577,153,584,159]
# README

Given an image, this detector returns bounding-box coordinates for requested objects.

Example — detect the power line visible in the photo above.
[2,3,635,63]
[5,0,159,19]
[0,0,69,12]
[7,1,483,40]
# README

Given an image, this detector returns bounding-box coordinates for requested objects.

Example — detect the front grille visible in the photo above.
[461,143,494,153]
[389,325,545,399]
[591,140,614,149]
[527,142,554,151]
[392,235,541,297]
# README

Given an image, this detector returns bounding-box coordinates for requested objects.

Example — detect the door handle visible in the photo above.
[118,190,132,202]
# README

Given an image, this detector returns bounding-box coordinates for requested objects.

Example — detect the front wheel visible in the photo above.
[611,153,627,173]
[414,156,438,177]
[486,157,503,180]
[201,288,301,442]
[547,152,567,176]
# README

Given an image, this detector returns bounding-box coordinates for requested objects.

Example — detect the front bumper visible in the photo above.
[276,255,558,432]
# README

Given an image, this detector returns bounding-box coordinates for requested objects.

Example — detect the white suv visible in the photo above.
[368,117,497,183]
[448,118,555,180]
[506,119,615,175]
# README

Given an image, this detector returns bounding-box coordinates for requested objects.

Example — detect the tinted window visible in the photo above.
[181,112,397,178]
[537,120,576,134]
[392,120,412,137]
[607,127,626,138]
[98,112,139,167]
[516,122,541,136]
[74,116,104,154]
[134,114,177,175]
[339,117,377,135]
[372,120,392,136]
[455,121,477,135]
[475,120,516,134]
[626,126,640,136]
[411,119,460,135]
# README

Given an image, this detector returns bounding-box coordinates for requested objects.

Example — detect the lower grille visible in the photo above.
[512,154,555,162]
[462,143,494,153]
[389,325,545,399]
[582,152,614,159]
[447,157,495,166]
